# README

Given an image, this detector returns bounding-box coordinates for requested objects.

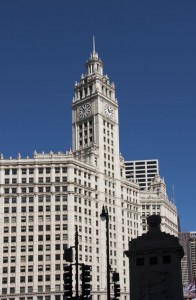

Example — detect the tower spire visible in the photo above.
[93,35,96,53]
[86,36,103,75]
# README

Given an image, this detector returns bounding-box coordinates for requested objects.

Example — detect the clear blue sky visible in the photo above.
[0,0,195,231]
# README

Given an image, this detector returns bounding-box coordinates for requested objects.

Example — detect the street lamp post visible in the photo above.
[100,205,110,300]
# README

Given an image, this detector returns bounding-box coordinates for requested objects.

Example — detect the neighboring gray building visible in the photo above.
[188,232,196,283]
[179,232,191,286]
[179,232,196,285]
[125,159,159,190]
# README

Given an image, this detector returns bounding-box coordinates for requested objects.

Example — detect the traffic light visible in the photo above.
[63,265,72,298]
[81,264,91,296]
[112,272,119,282]
[63,247,73,262]
[114,283,120,299]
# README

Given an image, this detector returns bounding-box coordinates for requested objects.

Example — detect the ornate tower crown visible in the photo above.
[85,36,103,76]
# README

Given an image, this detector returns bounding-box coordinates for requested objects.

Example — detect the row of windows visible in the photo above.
[121,188,138,200]
[4,214,67,224]
[125,167,157,173]
[79,128,93,137]
[79,137,93,146]
[3,244,63,256]
[74,178,96,189]
[103,144,114,154]
[74,187,93,198]
[103,137,114,146]
[1,286,61,296]
[104,162,115,169]
[103,120,114,130]
[3,234,67,247]
[74,205,93,215]
[4,167,68,175]
[2,274,61,284]
[4,195,67,204]
[78,120,93,130]
[78,85,93,99]
[4,176,67,184]
[142,205,160,209]
[105,180,115,188]
[105,197,115,206]
[2,274,57,284]
[1,296,55,300]
[136,255,171,266]
[2,263,61,272]
[101,85,113,98]
[4,186,68,194]
[103,128,113,137]
[4,205,67,214]
[2,253,65,262]
[126,160,157,166]
[74,168,95,180]
[74,196,97,207]
[4,223,67,234]
[104,170,115,178]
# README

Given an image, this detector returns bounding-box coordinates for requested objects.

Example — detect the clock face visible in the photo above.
[78,103,91,118]
[104,104,114,118]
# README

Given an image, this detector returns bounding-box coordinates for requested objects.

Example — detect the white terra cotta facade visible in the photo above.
[0,47,178,300]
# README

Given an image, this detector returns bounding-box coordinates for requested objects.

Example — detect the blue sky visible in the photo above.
[0,0,195,231]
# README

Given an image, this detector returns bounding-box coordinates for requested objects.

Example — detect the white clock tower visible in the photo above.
[72,41,121,178]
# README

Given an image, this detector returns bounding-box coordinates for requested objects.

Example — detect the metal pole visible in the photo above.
[106,211,110,300]
[194,239,196,300]
[75,225,79,299]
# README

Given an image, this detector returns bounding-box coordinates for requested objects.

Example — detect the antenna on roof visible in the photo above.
[172,184,175,204]
[93,35,96,53]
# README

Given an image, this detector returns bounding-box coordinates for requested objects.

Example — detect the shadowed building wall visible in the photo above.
[125,215,184,300]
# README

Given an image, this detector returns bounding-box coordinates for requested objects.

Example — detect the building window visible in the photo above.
[136,258,144,266]
[38,275,43,282]
[12,168,17,175]
[149,257,158,265]
[21,236,26,242]
[4,207,9,213]
[46,205,50,211]
[2,288,7,294]
[2,277,7,284]
[10,266,15,273]
[55,167,60,173]
[46,265,50,271]
[45,275,50,281]
[38,168,43,174]
[3,257,8,263]
[162,255,171,264]
[45,285,50,292]
[38,255,43,261]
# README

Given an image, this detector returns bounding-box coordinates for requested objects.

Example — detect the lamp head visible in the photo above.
[100,205,108,221]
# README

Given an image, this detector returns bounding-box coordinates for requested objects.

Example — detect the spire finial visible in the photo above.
[93,35,96,53]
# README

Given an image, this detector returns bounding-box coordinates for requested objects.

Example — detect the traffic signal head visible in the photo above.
[81,264,91,296]
[114,283,120,298]
[63,247,73,262]
[63,265,72,297]
[112,272,119,282]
